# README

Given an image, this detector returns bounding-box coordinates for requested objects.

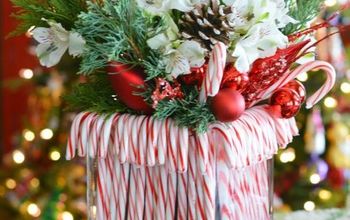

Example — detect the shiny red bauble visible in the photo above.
[269,88,302,118]
[221,64,249,92]
[180,64,207,88]
[210,88,246,122]
[107,62,153,114]
[283,80,306,103]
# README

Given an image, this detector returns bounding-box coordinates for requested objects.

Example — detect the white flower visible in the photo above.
[233,21,288,72]
[136,0,193,14]
[271,0,298,28]
[164,41,206,78]
[147,15,179,50]
[32,20,85,67]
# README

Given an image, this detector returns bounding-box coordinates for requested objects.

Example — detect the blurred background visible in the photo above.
[1,0,350,219]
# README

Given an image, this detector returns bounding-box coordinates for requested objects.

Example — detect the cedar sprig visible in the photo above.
[64,74,129,114]
[10,0,87,36]
[76,0,167,76]
[154,86,216,133]
[283,0,324,35]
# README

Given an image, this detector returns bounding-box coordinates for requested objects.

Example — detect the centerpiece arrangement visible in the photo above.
[12,0,336,219]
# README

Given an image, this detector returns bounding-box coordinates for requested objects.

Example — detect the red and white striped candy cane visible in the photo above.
[135,167,146,220]
[154,166,168,219]
[144,167,156,220]
[187,136,197,220]
[199,42,227,103]
[66,112,89,159]
[256,60,336,108]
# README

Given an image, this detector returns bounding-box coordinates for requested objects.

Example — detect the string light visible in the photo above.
[5,178,17,189]
[310,173,321,184]
[340,82,350,94]
[304,201,315,211]
[50,150,61,161]
[40,128,54,140]
[324,97,337,108]
[19,68,34,79]
[62,211,74,220]
[279,148,296,163]
[27,203,41,217]
[30,178,40,188]
[12,150,25,164]
[297,72,308,82]
[319,189,332,200]
[324,0,337,7]
[23,129,35,142]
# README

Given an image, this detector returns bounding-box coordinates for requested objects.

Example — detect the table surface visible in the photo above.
[275,209,350,220]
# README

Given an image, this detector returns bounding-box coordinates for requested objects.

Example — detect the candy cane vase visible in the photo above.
[66,105,299,220]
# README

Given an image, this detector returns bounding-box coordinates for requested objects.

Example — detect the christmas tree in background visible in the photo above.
[274,0,350,212]
[0,40,87,219]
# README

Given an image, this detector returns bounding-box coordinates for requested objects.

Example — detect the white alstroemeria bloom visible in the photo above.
[233,22,288,72]
[147,15,179,50]
[136,0,193,14]
[272,0,298,28]
[164,40,206,78]
[32,20,85,67]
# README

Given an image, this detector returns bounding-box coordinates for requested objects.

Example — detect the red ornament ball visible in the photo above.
[269,88,302,118]
[107,62,153,114]
[283,80,306,103]
[211,88,246,122]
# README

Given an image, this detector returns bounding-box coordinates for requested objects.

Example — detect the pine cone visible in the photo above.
[179,0,233,50]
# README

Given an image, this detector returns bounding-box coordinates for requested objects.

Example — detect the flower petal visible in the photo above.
[36,43,68,67]
[32,27,53,44]
[68,32,86,57]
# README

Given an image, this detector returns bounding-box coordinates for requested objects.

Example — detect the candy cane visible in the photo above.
[135,167,146,220]
[144,167,156,220]
[66,112,88,159]
[187,136,197,220]
[199,42,227,103]
[256,60,336,108]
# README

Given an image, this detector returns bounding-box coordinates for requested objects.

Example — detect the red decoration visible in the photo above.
[220,64,249,92]
[179,63,207,88]
[210,88,246,122]
[151,78,184,108]
[283,80,306,103]
[107,62,153,113]
[242,40,310,106]
[269,88,302,118]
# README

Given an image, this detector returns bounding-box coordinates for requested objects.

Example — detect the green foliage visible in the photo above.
[10,0,87,36]
[76,0,167,77]
[154,86,216,133]
[283,0,324,35]
[64,74,129,114]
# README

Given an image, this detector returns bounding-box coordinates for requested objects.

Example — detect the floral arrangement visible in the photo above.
[12,0,332,132]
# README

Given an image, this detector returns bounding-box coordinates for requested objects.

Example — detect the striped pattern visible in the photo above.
[251,60,336,108]
[199,42,227,103]
[67,106,300,220]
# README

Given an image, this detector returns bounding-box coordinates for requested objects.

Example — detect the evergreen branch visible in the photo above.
[10,0,87,36]
[76,0,166,76]
[64,74,129,114]
[282,0,324,35]
[154,87,216,133]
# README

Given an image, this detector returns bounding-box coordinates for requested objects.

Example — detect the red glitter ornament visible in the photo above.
[269,88,302,118]
[211,88,246,122]
[179,63,207,88]
[107,62,153,113]
[220,64,249,92]
[242,40,310,107]
[283,80,306,103]
[151,78,184,108]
